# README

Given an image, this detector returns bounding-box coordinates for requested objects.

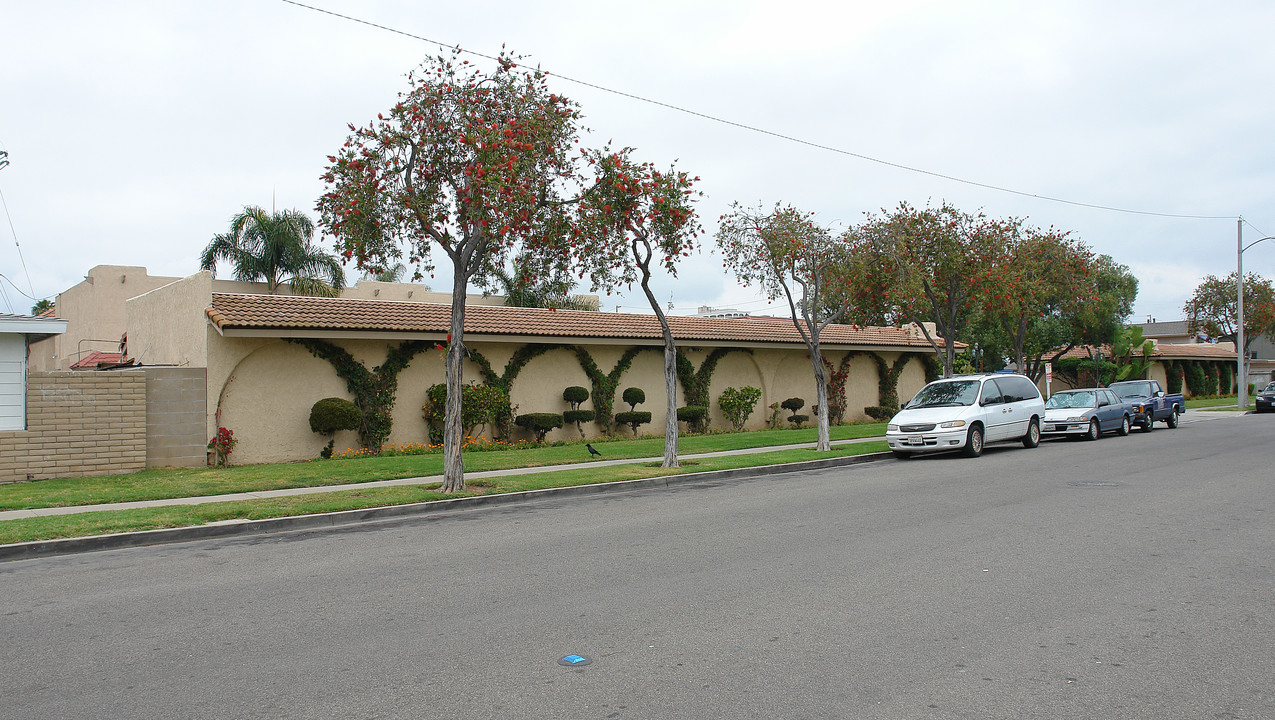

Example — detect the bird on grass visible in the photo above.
[586,443,601,457]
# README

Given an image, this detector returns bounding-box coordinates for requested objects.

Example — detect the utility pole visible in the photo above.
[1238,218,1246,410]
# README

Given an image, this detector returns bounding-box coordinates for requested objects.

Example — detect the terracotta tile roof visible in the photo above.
[1055,343,1236,361]
[69,351,126,369]
[205,293,948,349]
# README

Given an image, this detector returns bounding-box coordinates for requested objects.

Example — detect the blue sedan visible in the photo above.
[1041,388,1132,440]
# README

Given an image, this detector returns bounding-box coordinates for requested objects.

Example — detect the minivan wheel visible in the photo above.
[962,425,984,458]
[1022,418,1040,448]
[1117,415,1131,436]
[1085,418,1100,441]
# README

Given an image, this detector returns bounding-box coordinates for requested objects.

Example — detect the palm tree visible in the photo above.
[200,205,346,296]
[493,252,593,310]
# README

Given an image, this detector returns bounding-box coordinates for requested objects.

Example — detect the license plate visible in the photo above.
[908,435,923,445]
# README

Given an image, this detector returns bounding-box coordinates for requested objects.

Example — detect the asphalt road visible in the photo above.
[2,411,1272,719]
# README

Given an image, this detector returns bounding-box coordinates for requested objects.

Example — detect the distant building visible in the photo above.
[694,306,751,319]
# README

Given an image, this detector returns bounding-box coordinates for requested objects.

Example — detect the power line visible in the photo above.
[0,150,38,313]
[280,0,1235,223]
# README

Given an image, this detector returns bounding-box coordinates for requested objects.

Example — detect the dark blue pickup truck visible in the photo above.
[1108,379,1185,432]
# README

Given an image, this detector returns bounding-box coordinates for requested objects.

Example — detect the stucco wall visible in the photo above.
[29,266,180,371]
[208,335,937,465]
[127,272,213,367]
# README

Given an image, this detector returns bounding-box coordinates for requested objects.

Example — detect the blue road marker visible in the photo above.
[558,654,592,666]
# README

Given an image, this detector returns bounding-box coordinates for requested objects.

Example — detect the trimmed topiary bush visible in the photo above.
[781,397,807,428]
[514,412,564,442]
[563,409,597,436]
[309,397,362,459]
[614,410,653,437]
[718,386,762,432]
[562,386,595,436]
[622,387,645,411]
[563,386,589,408]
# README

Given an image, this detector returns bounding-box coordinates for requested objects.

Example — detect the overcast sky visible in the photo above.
[4,1,1275,324]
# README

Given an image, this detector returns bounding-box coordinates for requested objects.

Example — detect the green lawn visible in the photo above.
[0,440,889,545]
[1186,395,1248,411]
[0,423,886,511]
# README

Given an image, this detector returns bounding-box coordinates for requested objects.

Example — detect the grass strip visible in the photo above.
[0,442,888,545]
[0,424,885,510]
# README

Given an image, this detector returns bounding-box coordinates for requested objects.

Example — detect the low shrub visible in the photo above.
[788,414,810,428]
[863,406,895,421]
[677,405,709,432]
[718,386,762,431]
[424,383,511,443]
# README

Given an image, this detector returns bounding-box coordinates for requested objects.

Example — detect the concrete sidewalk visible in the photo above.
[0,435,887,522]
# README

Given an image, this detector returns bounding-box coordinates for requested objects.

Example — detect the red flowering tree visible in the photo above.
[982,225,1095,376]
[317,49,586,492]
[850,201,1012,377]
[570,149,701,467]
[715,204,849,452]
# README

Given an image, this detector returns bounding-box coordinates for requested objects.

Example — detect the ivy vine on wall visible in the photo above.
[675,347,751,411]
[287,338,431,452]
[467,343,557,437]
[820,351,861,424]
[574,345,655,428]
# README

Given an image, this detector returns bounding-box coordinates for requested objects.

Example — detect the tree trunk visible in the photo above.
[661,340,679,467]
[809,338,831,452]
[441,269,467,493]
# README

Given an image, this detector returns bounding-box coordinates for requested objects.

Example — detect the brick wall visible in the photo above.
[0,371,147,482]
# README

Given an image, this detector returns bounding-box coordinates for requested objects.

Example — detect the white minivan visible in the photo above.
[886,373,1045,459]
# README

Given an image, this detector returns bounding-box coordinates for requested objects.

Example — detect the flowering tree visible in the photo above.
[1184,271,1275,357]
[569,149,701,467]
[716,204,848,452]
[317,49,586,492]
[850,201,1012,377]
[981,225,1095,376]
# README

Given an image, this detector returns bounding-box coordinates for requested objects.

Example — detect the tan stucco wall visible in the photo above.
[127,272,214,367]
[206,333,939,464]
[29,266,180,371]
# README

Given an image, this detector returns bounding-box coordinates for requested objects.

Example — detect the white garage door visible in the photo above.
[0,334,26,431]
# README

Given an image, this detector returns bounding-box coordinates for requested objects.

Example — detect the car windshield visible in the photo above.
[1046,391,1094,409]
[907,380,981,408]
[1264,382,1275,393]
[1111,382,1152,399]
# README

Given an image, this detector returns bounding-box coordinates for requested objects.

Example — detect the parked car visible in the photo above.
[1255,381,1275,413]
[1107,379,1184,431]
[887,373,1045,459]
[1041,388,1132,440]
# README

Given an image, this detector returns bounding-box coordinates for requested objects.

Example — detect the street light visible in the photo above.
[1236,218,1275,409]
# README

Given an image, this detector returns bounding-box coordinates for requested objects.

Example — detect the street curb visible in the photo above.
[0,451,892,562]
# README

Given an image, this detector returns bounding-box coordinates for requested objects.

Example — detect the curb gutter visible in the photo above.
[0,452,891,562]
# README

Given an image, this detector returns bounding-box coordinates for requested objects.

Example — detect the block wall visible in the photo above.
[0,371,147,482]
[144,367,208,468]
